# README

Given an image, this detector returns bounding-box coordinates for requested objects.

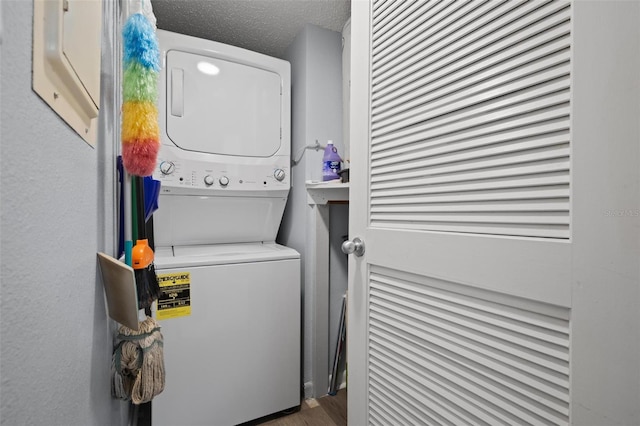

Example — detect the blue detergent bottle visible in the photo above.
[322,140,342,181]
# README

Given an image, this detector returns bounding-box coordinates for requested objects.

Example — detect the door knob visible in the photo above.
[342,237,365,257]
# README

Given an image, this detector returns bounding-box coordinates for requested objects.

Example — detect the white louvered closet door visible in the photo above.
[348,0,640,425]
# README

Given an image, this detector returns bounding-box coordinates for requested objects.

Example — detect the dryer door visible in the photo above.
[165,50,282,157]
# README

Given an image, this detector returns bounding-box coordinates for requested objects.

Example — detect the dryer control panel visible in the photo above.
[153,145,290,197]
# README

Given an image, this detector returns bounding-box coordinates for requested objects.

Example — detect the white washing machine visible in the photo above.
[150,30,300,426]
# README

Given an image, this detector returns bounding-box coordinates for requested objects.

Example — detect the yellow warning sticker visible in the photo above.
[156,272,191,320]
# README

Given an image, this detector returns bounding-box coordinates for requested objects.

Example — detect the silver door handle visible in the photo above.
[342,237,365,257]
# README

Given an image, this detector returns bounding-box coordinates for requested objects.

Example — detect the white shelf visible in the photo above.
[305,179,349,396]
[306,181,349,205]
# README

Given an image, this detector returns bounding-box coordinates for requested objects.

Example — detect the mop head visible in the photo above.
[112,316,165,404]
[121,13,160,177]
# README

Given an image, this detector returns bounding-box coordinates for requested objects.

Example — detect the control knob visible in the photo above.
[159,161,175,175]
[274,168,286,182]
[204,175,214,186]
[219,176,230,187]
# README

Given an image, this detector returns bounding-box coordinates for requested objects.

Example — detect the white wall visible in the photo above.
[0,1,125,424]
[278,24,310,394]
[279,24,345,397]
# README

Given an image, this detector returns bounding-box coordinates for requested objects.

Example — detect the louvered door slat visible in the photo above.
[374,39,570,130]
[372,0,436,53]
[368,267,571,425]
[372,165,570,195]
[370,369,476,426]
[373,362,478,426]
[371,169,569,198]
[373,0,476,71]
[374,157,568,182]
[371,329,568,424]
[369,301,571,393]
[372,63,569,136]
[369,275,572,399]
[373,1,569,90]
[372,1,568,94]
[371,151,569,189]
[371,187,569,204]
[371,201,568,214]
[371,146,569,184]
[372,0,413,29]
[373,129,569,175]
[371,295,569,364]
[369,301,569,378]
[372,0,520,80]
[370,214,567,227]
[371,104,570,153]
[369,380,438,425]
[371,350,505,426]
[371,325,570,409]
[370,223,567,239]
[370,369,480,426]
[371,121,568,164]
[372,131,568,167]
[372,280,569,347]
[372,341,541,426]
[370,365,477,426]
[372,0,396,21]
[372,86,570,147]
[368,0,573,242]
[371,0,423,46]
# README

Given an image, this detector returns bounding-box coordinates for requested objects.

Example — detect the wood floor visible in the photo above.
[250,389,347,426]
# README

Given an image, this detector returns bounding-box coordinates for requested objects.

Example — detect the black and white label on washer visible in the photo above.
[156,272,191,320]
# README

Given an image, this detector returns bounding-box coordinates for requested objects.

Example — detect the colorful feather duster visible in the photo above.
[121,13,160,177]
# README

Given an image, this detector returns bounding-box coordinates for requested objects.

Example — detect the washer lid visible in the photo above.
[165,49,282,157]
[155,242,300,269]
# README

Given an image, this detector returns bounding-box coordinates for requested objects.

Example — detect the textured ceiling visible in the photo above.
[150,0,351,59]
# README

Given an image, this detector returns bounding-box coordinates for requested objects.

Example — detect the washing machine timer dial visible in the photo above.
[159,161,176,175]
[274,169,286,181]
[203,175,214,186]
[219,176,230,187]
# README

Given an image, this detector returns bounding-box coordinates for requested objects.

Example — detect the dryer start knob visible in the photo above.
[274,169,286,181]
[159,161,175,175]
[219,176,230,187]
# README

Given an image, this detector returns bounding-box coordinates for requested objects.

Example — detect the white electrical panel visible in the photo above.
[32,0,102,146]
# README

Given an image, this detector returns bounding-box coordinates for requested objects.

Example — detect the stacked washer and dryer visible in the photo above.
[150,30,300,425]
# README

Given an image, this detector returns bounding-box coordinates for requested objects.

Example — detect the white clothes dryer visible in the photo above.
[150,30,300,426]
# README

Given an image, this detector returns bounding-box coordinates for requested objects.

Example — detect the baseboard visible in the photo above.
[303,381,314,399]
[304,374,346,400]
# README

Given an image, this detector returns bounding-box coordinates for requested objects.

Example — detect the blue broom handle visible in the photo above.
[124,170,133,266]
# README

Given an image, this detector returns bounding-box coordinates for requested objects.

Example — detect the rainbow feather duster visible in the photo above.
[121,13,160,177]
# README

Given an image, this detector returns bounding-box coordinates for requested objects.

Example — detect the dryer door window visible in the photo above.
[165,50,282,157]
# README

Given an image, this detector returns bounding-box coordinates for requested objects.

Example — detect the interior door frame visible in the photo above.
[346,0,372,423]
